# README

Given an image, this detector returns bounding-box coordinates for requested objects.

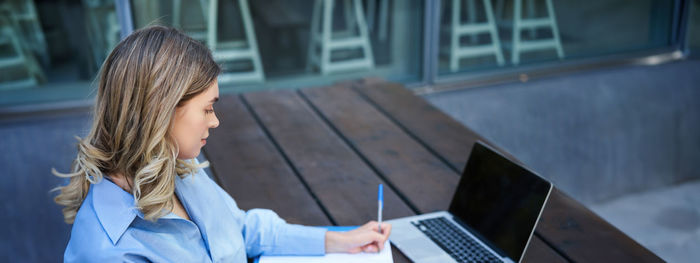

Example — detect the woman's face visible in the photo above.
[172,81,220,159]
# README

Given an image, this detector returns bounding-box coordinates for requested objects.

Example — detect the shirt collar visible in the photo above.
[91,177,142,245]
[92,175,186,245]
[92,159,200,244]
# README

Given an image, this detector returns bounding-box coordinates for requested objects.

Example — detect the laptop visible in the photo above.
[387,141,552,263]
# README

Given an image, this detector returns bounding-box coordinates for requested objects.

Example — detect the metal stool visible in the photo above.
[365,0,390,42]
[307,0,374,75]
[207,0,265,84]
[4,0,49,66]
[498,0,564,65]
[83,0,121,69]
[172,0,208,42]
[207,0,265,83]
[447,0,505,72]
[0,15,45,90]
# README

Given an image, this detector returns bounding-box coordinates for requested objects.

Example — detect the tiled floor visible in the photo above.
[589,180,700,263]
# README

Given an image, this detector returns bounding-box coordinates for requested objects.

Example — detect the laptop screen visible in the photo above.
[448,142,552,261]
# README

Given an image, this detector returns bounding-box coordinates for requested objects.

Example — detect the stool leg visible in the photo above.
[11,0,49,66]
[378,0,388,41]
[344,0,356,34]
[512,0,521,65]
[526,0,536,39]
[0,25,40,89]
[483,0,504,66]
[366,0,376,32]
[450,0,461,71]
[238,0,264,80]
[495,0,504,20]
[352,0,374,68]
[467,0,476,44]
[84,3,103,68]
[321,0,333,74]
[173,0,181,28]
[307,0,322,71]
[106,12,120,54]
[199,0,208,20]
[545,0,564,59]
[207,0,217,50]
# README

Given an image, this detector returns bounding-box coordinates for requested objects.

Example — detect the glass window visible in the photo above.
[0,1,690,108]
[436,0,675,75]
[0,0,121,107]
[689,0,700,52]
[129,0,424,92]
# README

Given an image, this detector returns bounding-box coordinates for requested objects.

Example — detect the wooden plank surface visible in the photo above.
[307,83,565,262]
[204,85,563,262]
[202,95,331,225]
[203,80,660,262]
[202,92,415,262]
[537,189,663,262]
[301,85,459,214]
[243,90,415,226]
[354,79,484,171]
[521,234,568,263]
[355,80,663,262]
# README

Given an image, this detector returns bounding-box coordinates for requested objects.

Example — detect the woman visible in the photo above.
[53,26,391,262]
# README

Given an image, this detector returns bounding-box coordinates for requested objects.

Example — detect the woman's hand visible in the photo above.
[325,221,392,253]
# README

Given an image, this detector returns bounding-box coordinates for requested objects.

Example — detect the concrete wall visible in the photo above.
[0,112,90,262]
[424,60,700,205]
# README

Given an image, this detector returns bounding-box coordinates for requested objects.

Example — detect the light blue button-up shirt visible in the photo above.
[64,165,327,262]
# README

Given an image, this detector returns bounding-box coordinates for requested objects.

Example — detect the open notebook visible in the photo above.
[256,226,393,263]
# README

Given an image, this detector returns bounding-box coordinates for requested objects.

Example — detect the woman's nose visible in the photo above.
[210,113,220,128]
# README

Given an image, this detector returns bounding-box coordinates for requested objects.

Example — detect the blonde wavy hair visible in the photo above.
[53,26,221,224]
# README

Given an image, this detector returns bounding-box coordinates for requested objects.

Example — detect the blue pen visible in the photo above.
[378,184,383,233]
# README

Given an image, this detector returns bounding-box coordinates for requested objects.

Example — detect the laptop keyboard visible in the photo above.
[412,217,502,263]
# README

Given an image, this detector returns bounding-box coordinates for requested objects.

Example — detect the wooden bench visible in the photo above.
[203,79,663,262]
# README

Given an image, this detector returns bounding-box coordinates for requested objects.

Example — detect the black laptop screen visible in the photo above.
[448,142,551,261]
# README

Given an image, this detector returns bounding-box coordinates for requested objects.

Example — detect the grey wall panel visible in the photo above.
[425,60,700,205]
[0,112,91,262]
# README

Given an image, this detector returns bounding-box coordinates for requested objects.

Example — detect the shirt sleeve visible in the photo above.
[240,209,327,257]
[209,173,327,257]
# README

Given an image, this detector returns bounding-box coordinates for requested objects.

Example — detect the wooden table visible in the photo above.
[203,79,663,262]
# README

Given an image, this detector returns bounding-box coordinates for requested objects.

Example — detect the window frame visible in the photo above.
[0,0,694,115]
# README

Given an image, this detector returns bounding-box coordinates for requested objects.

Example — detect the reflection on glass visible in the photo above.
[130,0,423,91]
[83,0,122,72]
[438,0,674,75]
[0,0,48,90]
[1,1,684,107]
[307,0,375,75]
[689,0,700,51]
[0,0,120,106]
